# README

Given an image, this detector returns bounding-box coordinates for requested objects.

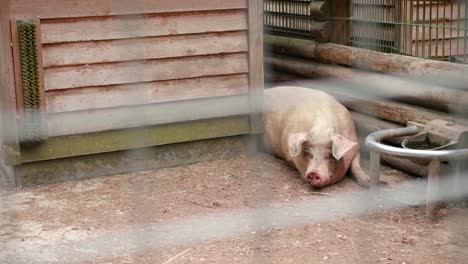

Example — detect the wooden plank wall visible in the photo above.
[10,0,253,137]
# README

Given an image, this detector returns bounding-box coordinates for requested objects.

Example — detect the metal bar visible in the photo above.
[435,1,439,60]
[450,0,453,58]
[464,0,467,62]
[370,151,381,189]
[454,160,462,198]
[429,0,433,59]
[330,16,466,31]
[365,126,468,161]
[423,0,426,58]
[442,1,446,60]
[458,0,461,61]
[416,0,420,57]
[426,159,441,220]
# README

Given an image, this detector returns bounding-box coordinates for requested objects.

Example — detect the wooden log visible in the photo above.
[266,53,468,114]
[0,0,21,167]
[265,35,468,75]
[310,21,330,42]
[333,91,468,126]
[266,54,356,79]
[264,70,300,86]
[351,112,403,146]
[353,113,431,178]
[381,154,428,178]
[309,1,329,20]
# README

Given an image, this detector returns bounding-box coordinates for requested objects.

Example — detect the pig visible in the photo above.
[262,86,370,188]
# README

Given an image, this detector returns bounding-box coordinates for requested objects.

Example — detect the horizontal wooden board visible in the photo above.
[40,10,248,44]
[11,0,248,19]
[21,115,250,163]
[46,95,250,137]
[44,53,248,90]
[46,74,249,113]
[42,31,248,67]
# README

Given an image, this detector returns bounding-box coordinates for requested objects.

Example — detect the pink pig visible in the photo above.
[263,86,370,188]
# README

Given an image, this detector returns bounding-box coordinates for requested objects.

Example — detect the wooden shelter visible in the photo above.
[0,0,264,186]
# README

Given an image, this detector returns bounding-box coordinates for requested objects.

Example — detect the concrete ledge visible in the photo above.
[16,135,256,187]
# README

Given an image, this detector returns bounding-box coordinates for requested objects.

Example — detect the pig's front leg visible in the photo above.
[350,153,371,188]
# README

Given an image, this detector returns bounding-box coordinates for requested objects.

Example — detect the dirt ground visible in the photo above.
[1,153,468,264]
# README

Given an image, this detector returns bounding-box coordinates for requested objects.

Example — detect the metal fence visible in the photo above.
[265,0,468,62]
[350,0,468,62]
[264,0,317,39]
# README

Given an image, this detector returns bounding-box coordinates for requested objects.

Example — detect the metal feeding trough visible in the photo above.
[365,119,468,220]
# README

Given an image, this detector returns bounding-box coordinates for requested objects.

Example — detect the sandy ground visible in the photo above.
[1,153,468,264]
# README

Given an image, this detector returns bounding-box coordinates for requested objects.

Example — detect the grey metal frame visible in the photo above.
[365,125,468,220]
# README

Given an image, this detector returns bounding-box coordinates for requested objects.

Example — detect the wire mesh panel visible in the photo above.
[264,0,316,39]
[349,0,468,62]
[350,0,400,53]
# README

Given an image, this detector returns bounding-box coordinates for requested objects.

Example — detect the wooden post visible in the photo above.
[0,0,21,172]
[329,0,349,45]
[248,0,264,134]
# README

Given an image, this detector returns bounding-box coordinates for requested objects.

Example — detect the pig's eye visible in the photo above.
[303,152,313,158]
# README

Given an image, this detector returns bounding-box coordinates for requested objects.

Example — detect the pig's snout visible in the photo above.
[306,172,322,187]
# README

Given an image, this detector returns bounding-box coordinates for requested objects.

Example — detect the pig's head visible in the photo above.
[287,131,358,188]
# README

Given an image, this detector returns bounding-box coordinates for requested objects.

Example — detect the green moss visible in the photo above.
[20,116,250,163]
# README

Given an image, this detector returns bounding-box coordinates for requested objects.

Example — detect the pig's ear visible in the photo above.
[331,134,358,160]
[288,132,309,158]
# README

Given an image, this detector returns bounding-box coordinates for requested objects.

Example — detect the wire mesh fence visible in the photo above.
[265,0,468,62]
[264,0,317,39]
[350,0,468,62]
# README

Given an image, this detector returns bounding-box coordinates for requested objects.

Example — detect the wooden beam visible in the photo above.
[46,74,249,113]
[10,20,24,135]
[20,115,250,163]
[329,0,349,45]
[44,53,249,91]
[40,10,248,44]
[42,31,248,67]
[248,0,264,134]
[0,0,21,168]
[11,0,248,19]
[46,95,251,137]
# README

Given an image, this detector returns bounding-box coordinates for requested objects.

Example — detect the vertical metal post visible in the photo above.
[369,151,381,189]
[426,159,441,221]
[454,160,462,198]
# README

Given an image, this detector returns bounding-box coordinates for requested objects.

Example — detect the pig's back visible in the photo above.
[263,86,356,158]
